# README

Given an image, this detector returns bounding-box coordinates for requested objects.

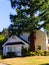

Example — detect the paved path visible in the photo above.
[0,63,8,65]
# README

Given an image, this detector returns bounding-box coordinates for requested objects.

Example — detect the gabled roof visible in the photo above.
[2,35,29,47]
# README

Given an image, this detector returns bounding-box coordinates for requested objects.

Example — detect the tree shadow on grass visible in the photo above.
[40,63,49,65]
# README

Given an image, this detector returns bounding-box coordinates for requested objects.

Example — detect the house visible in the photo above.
[2,35,29,56]
[20,30,48,51]
[35,30,48,51]
[2,30,49,56]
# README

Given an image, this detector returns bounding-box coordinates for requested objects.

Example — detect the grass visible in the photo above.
[0,56,49,65]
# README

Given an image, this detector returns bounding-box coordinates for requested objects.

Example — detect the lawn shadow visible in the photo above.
[40,63,49,65]
[2,56,29,59]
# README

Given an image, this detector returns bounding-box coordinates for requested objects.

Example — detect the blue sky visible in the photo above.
[0,0,44,32]
[0,0,16,32]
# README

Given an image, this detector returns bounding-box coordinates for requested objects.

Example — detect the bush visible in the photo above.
[36,46,44,56]
[35,50,49,56]
[44,51,49,56]
[27,48,30,56]
[21,47,27,57]
[46,51,49,56]
[0,54,3,59]
[29,51,35,56]
[37,45,41,50]
[0,52,4,59]
[7,52,16,57]
[43,51,47,56]
[37,50,44,56]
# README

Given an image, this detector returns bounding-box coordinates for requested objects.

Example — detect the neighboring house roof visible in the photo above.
[19,37,30,44]
[2,35,29,47]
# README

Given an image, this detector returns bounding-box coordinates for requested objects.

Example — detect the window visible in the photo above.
[7,47,12,52]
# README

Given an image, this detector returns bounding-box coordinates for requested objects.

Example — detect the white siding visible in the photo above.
[3,44,29,56]
[3,46,6,56]
[3,35,29,56]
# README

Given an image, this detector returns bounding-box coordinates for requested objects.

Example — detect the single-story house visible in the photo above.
[2,35,29,56]
[2,30,49,56]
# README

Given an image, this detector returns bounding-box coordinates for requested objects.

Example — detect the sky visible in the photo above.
[0,0,44,32]
[0,0,16,32]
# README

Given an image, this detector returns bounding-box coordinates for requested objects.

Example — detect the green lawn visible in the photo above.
[0,56,49,65]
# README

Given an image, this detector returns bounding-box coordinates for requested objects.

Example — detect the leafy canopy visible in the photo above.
[0,35,7,49]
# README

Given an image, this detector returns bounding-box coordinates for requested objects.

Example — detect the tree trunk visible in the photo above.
[30,31,36,52]
[30,1,36,51]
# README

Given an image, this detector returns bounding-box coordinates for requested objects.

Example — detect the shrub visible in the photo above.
[36,50,44,56]
[46,51,49,56]
[0,54,3,59]
[36,45,44,56]
[38,50,44,56]
[29,51,35,56]
[37,46,41,50]
[43,51,46,56]
[27,48,30,56]
[44,51,49,56]
[39,50,44,56]
[21,47,27,57]
[0,52,4,59]
[7,52,16,57]
[35,50,49,56]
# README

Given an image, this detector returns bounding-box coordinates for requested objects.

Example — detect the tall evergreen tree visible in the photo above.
[9,0,49,51]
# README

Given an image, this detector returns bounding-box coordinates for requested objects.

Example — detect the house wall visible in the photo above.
[5,45,22,56]
[46,34,48,51]
[20,31,48,51]
[3,43,29,56]
[3,46,6,56]
[35,30,48,51]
